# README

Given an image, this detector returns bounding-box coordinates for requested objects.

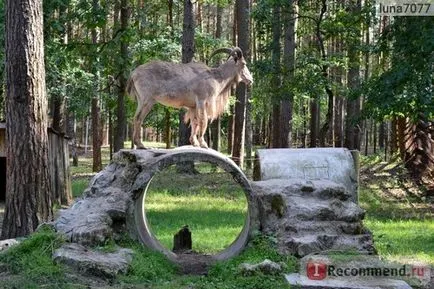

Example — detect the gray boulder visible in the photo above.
[53,243,134,279]
[251,179,374,257]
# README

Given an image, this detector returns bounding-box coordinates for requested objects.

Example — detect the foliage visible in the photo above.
[363,17,434,121]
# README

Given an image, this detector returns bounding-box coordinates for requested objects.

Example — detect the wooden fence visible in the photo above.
[0,123,72,205]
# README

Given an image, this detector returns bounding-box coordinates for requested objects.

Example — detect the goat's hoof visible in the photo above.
[135,143,147,150]
[199,142,209,149]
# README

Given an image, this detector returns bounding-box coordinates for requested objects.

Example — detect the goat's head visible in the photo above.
[210,47,253,85]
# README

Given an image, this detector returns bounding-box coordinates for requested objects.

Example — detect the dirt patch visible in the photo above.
[174,251,214,275]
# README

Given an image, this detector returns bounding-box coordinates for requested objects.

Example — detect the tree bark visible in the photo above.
[309,98,320,147]
[114,0,129,152]
[280,0,297,148]
[245,87,253,170]
[270,5,281,148]
[2,0,53,238]
[227,105,234,154]
[344,0,362,150]
[91,0,102,172]
[232,0,250,167]
[210,3,223,152]
[177,0,196,173]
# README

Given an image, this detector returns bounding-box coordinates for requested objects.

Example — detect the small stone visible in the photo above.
[239,259,283,275]
[0,238,21,251]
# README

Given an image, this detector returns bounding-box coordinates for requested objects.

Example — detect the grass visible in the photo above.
[0,227,68,289]
[145,165,247,253]
[359,153,434,266]
[71,178,90,198]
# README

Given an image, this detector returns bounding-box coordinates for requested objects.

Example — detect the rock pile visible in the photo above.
[251,179,375,257]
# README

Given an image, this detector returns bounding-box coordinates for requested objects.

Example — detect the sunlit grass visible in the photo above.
[146,191,247,253]
[359,154,434,266]
[145,165,248,254]
[365,218,434,265]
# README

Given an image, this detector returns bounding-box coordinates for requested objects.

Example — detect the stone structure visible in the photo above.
[54,147,257,265]
[52,147,375,277]
[252,179,374,257]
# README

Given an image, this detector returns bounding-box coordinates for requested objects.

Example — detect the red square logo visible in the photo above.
[306,262,327,280]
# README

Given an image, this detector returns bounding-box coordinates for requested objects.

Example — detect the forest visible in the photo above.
[0,0,433,187]
[0,0,433,287]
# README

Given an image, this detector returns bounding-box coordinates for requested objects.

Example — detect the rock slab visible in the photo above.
[53,243,134,279]
[285,273,413,289]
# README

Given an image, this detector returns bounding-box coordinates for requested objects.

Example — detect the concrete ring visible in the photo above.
[129,147,257,263]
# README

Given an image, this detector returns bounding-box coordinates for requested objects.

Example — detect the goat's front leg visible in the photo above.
[196,101,209,148]
[189,115,200,147]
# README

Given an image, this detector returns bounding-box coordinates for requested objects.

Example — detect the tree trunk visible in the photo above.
[51,4,68,134]
[333,33,344,147]
[309,98,320,147]
[210,3,223,152]
[316,0,334,147]
[91,0,102,172]
[177,0,196,174]
[164,109,171,149]
[404,118,434,191]
[245,87,253,170]
[280,0,297,148]
[232,0,250,168]
[390,118,398,155]
[2,0,53,238]
[344,0,362,150]
[114,0,129,152]
[227,105,234,154]
[270,5,281,148]
[379,122,385,149]
[271,104,280,148]
[397,117,407,161]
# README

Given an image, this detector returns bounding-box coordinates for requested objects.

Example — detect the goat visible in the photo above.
[126,47,253,149]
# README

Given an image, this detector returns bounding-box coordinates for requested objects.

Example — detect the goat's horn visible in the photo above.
[232,47,243,59]
[209,47,233,60]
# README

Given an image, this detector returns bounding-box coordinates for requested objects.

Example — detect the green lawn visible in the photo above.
[359,153,434,265]
[145,165,247,253]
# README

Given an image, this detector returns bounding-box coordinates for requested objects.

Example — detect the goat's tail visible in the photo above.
[125,76,136,101]
[183,108,194,125]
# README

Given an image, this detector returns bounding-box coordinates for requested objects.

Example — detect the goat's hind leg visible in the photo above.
[196,103,209,148]
[133,100,154,149]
